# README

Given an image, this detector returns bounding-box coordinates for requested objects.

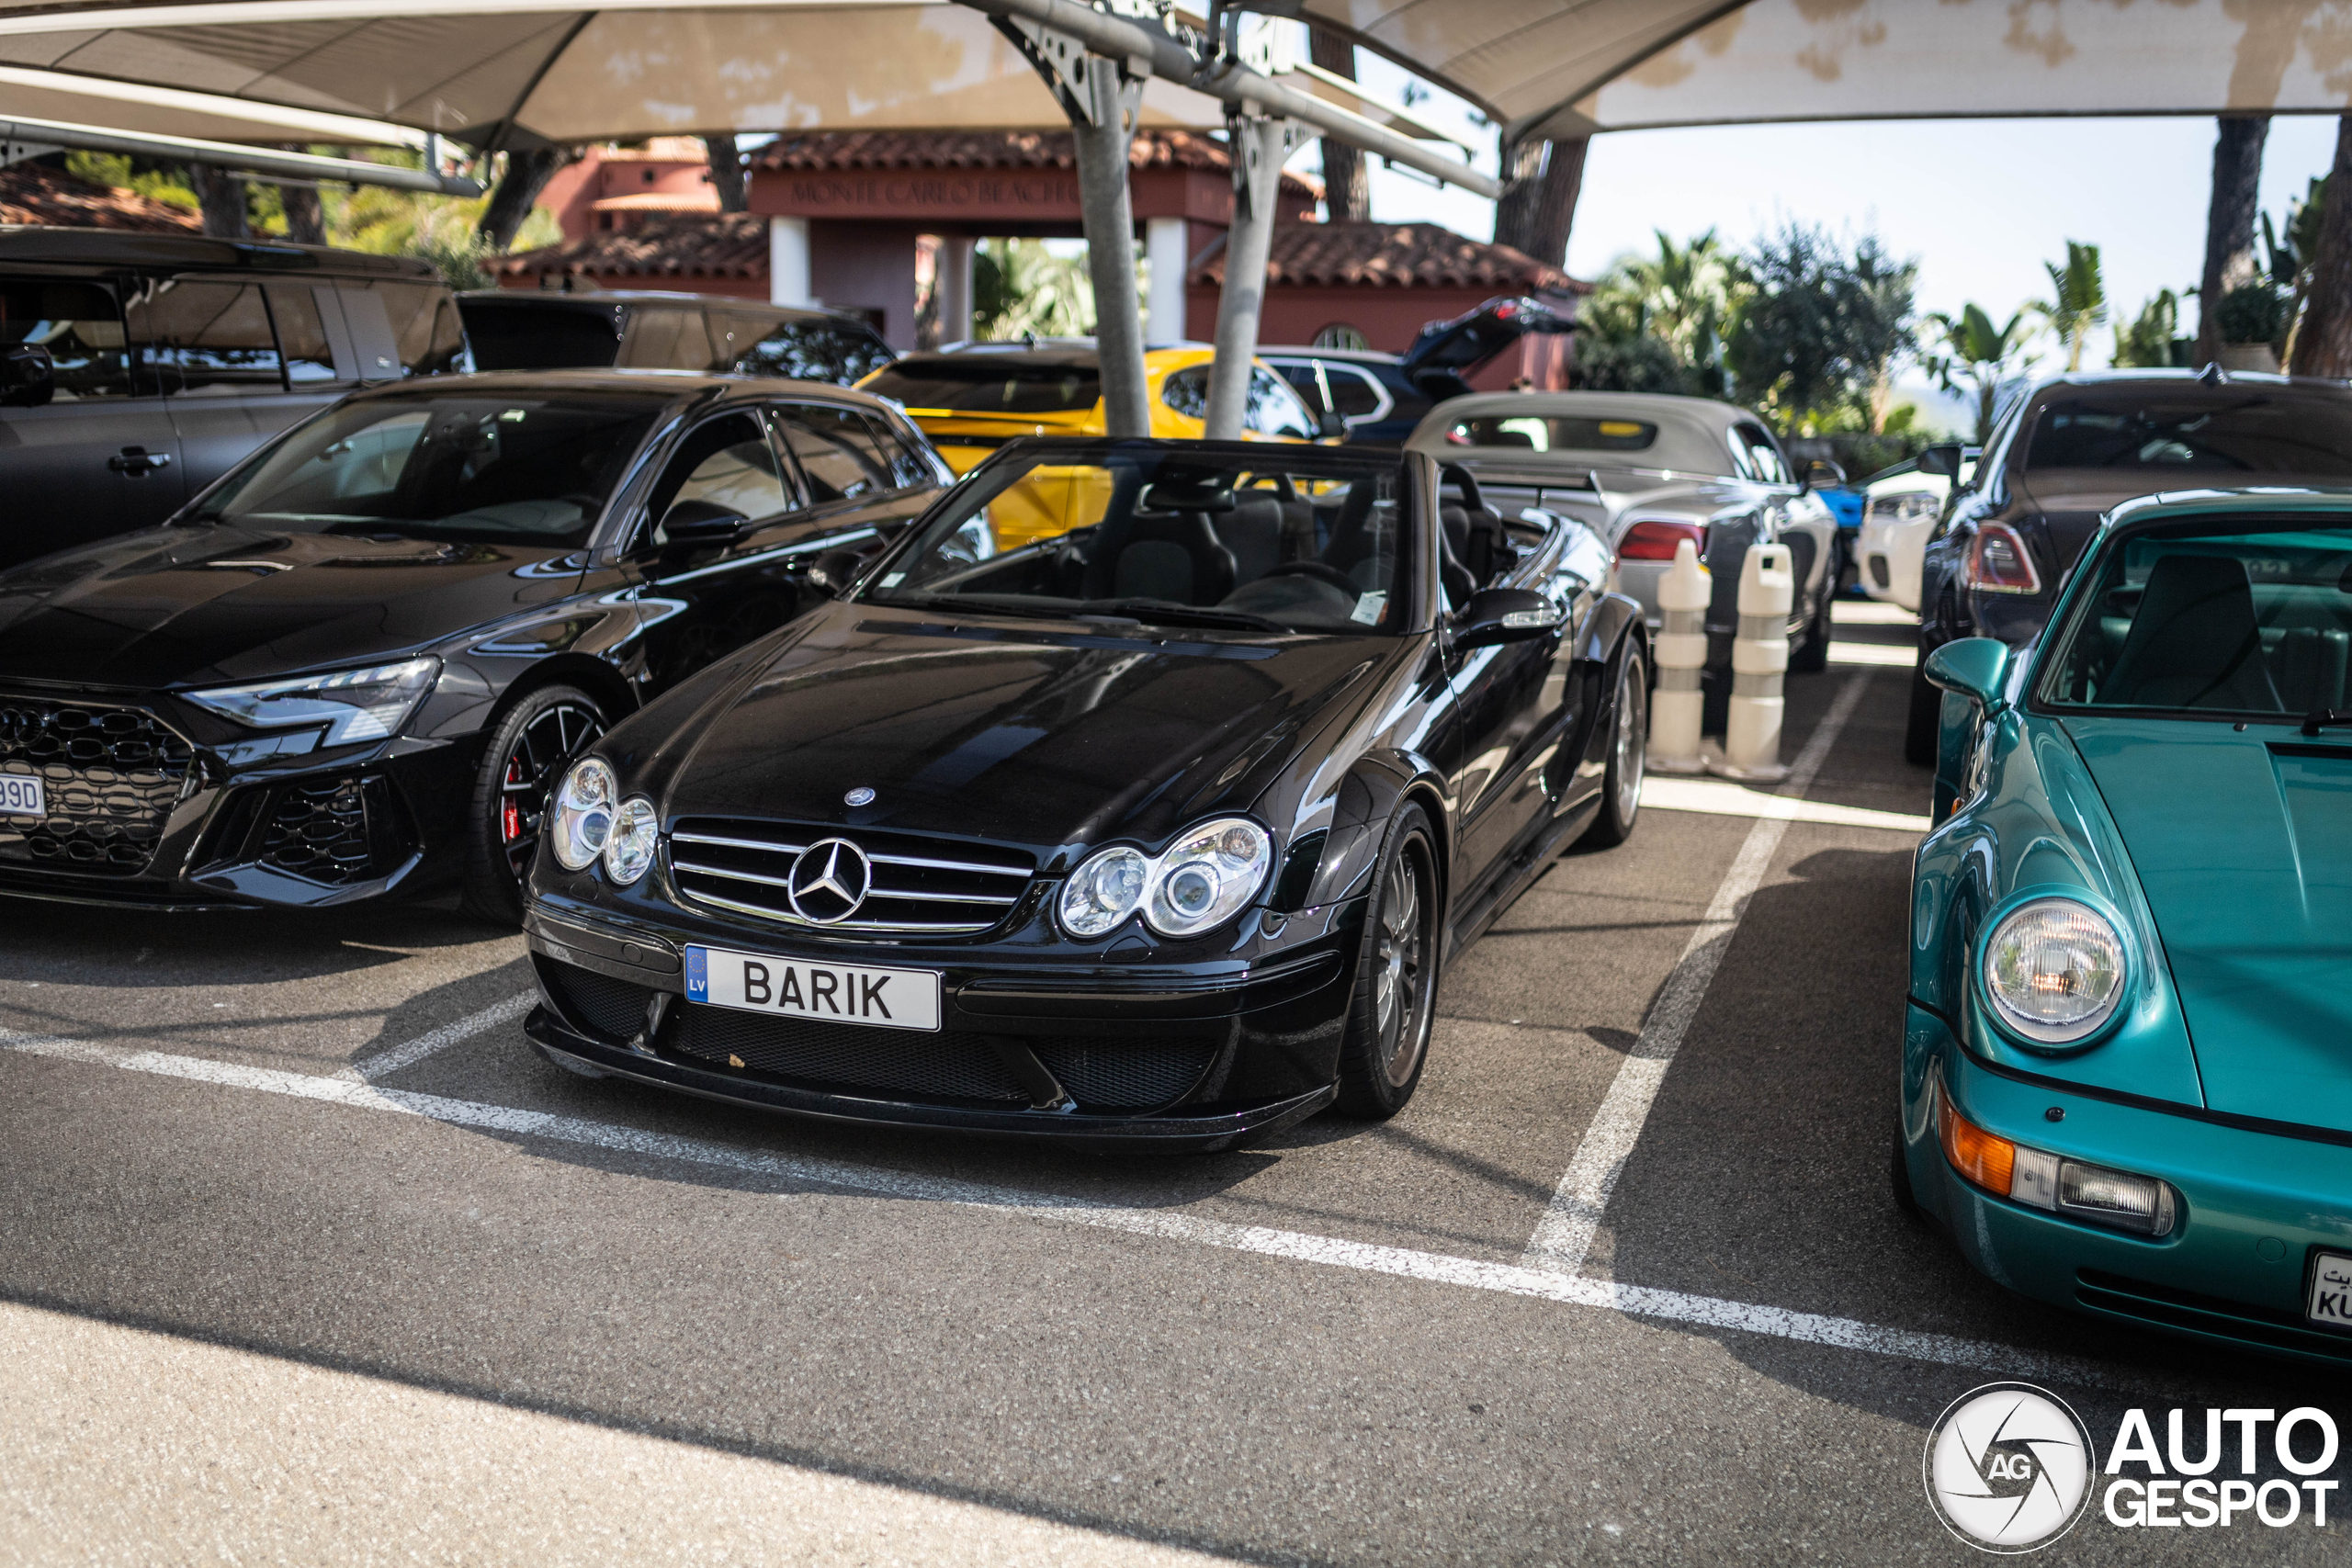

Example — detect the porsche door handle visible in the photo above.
[107,447,173,476]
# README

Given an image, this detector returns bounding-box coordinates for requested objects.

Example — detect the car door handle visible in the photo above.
[107,447,172,476]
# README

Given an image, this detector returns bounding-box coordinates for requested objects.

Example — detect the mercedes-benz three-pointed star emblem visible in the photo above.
[787,837,872,924]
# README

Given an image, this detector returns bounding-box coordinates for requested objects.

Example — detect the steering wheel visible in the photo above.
[1256,559,1360,594]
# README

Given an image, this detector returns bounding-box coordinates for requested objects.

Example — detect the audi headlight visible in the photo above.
[185,656,438,749]
[603,796,658,885]
[549,758,616,873]
[1058,818,1272,940]
[1982,897,2127,1043]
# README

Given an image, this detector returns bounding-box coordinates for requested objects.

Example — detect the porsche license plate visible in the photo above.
[0,773,43,818]
[685,945,940,1032]
[2307,1251,2352,1331]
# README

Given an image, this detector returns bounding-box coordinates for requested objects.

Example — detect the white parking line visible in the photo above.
[0,1018,2137,1392]
[1639,774,1929,833]
[1826,641,1917,667]
[338,990,537,1083]
[1521,672,1875,1280]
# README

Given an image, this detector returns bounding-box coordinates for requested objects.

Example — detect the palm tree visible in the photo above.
[1925,304,2041,442]
[2111,289,2182,368]
[1609,229,1739,382]
[2034,241,2107,371]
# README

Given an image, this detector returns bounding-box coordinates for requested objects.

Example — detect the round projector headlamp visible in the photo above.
[603,795,659,885]
[1144,818,1271,938]
[549,758,616,873]
[1059,845,1148,937]
[1982,897,2127,1044]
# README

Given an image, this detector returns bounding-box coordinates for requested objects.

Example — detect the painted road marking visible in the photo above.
[1522,672,1874,1280]
[1830,601,1917,626]
[339,990,536,1083]
[1,1012,2143,1392]
[1640,774,1929,833]
[1826,641,1917,667]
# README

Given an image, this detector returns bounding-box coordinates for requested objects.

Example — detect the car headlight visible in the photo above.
[1866,492,1941,525]
[603,796,659,885]
[1058,818,1272,940]
[549,758,616,873]
[185,656,438,749]
[1981,897,2127,1043]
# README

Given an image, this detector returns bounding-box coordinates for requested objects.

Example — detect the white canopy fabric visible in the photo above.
[1299,0,2352,142]
[0,0,1227,143]
[0,62,426,144]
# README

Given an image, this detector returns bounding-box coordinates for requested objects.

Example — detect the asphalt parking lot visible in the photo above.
[5,603,2347,1565]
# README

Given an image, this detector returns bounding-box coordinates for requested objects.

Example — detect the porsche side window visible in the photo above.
[775,404,892,502]
[1733,423,1790,484]
[646,412,793,544]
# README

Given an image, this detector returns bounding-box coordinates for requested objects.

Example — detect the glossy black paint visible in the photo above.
[0,371,948,911]
[524,436,1645,1145]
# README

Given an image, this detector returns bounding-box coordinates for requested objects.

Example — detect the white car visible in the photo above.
[1856,453,1973,612]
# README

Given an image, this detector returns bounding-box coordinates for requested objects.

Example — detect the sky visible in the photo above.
[1295,28,2344,384]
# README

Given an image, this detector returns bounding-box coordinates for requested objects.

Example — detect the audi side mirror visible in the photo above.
[1454,587,1561,649]
[1801,457,1846,492]
[807,546,869,598]
[1917,443,1964,480]
[0,344,54,409]
[659,499,749,549]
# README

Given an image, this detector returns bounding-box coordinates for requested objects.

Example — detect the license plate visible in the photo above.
[2307,1251,2352,1331]
[685,944,940,1032]
[0,773,43,818]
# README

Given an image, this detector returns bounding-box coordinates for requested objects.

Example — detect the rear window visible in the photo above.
[2026,395,2352,477]
[865,359,1101,414]
[1442,415,1657,453]
[460,300,623,371]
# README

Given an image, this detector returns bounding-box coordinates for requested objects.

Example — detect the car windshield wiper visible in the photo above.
[1079,600,1287,633]
[2301,708,2352,736]
[885,592,1091,623]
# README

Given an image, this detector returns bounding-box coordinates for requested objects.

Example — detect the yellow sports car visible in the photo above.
[861,344,1329,547]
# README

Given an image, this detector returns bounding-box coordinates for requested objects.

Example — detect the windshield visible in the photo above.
[864,358,1102,414]
[2039,516,2352,717]
[860,442,1416,636]
[2026,393,2352,477]
[195,393,662,546]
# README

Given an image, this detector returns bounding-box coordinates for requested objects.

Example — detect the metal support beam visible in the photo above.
[0,113,480,196]
[1203,113,1297,441]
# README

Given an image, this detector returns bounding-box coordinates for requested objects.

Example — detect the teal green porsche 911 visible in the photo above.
[1901,488,2352,1360]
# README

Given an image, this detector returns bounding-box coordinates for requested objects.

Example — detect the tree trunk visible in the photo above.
[477,146,577,252]
[2291,117,2352,376]
[277,150,325,246]
[2195,115,2270,367]
[1308,28,1367,222]
[189,164,247,239]
[1492,136,1588,268]
[704,134,747,213]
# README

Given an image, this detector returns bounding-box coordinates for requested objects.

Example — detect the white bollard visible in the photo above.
[1713,543,1792,782]
[1646,537,1709,773]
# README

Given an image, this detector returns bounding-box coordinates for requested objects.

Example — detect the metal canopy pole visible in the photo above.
[1000,17,1151,436]
[0,113,480,196]
[1203,112,1296,441]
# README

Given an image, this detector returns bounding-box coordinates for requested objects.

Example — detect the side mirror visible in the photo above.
[806,546,869,598]
[1801,457,1846,492]
[1454,586,1561,649]
[658,499,749,549]
[1917,443,1964,480]
[0,344,54,409]
[1923,637,2010,713]
[1317,407,1347,441]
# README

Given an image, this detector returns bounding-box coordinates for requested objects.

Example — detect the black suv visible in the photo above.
[1263,295,1572,446]
[458,289,895,386]
[0,228,463,569]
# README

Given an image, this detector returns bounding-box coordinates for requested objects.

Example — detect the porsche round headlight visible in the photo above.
[1059,845,1148,936]
[1982,897,2127,1043]
[549,758,616,873]
[1144,818,1271,939]
[603,795,659,885]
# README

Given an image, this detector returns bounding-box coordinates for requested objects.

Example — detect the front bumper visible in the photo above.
[1904,1004,2352,1362]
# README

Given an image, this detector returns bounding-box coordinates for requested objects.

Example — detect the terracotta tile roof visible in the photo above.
[494,212,769,281]
[587,190,721,213]
[752,129,1317,197]
[1191,220,1587,294]
[0,164,198,231]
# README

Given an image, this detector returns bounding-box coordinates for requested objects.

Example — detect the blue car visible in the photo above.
[1902,487,2352,1360]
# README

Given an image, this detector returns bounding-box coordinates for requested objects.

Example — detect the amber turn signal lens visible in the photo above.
[1937,1081,2016,1197]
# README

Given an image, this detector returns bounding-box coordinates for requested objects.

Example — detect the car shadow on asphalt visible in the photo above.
[3,893,514,989]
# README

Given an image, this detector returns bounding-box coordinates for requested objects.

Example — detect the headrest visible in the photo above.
[1139,474,1236,513]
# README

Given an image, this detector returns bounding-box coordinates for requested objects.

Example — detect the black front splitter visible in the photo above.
[525,1009,1336,1153]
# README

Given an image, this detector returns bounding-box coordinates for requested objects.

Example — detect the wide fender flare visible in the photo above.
[1278,750,1450,915]
[1569,591,1647,766]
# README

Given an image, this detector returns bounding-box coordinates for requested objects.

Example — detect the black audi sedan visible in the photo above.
[0,370,948,919]
[521,436,1649,1146]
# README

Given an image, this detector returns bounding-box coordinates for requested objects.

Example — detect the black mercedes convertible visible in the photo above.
[523,437,1649,1145]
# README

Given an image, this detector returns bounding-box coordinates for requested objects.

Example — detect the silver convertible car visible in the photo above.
[1406,391,1844,673]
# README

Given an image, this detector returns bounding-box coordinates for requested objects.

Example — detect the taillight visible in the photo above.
[1965,523,2042,595]
[1617,520,1705,561]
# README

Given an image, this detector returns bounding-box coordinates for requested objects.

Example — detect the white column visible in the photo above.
[1146,216,1188,344]
[768,217,812,308]
[938,235,976,346]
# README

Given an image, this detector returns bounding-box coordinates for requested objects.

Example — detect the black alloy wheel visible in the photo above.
[1789,580,1833,672]
[1335,804,1440,1119]
[1581,642,1646,848]
[461,683,607,924]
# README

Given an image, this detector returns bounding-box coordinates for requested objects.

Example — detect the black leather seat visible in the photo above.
[2101,554,2281,710]
[1081,474,1238,604]
[1440,464,1510,587]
